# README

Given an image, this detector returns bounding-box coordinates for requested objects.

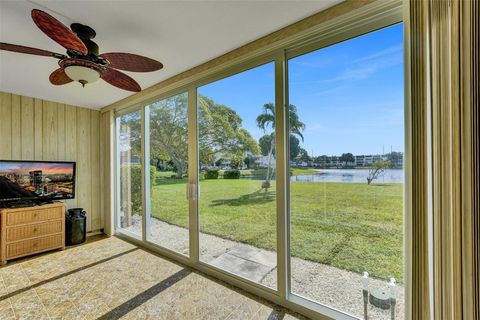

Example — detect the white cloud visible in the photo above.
[327,44,403,82]
[290,57,334,69]
[353,44,403,64]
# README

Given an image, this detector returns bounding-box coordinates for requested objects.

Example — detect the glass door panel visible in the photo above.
[147,92,190,255]
[288,24,405,319]
[117,111,143,238]
[197,62,277,289]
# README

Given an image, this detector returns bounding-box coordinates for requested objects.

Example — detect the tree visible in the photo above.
[259,134,300,160]
[339,153,355,166]
[289,136,301,160]
[295,148,311,163]
[118,112,142,158]
[244,155,254,169]
[214,158,224,167]
[386,151,403,168]
[150,93,189,178]
[259,134,274,156]
[198,95,259,164]
[150,94,259,178]
[314,155,328,166]
[367,159,391,184]
[230,155,244,169]
[256,103,305,187]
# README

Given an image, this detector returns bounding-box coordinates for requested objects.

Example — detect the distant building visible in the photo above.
[43,184,56,194]
[254,155,271,168]
[312,153,403,168]
[389,156,403,168]
[29,170,43,193]
[354,154,386,166]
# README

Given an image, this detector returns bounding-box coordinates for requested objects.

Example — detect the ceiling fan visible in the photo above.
[0,9,163,92]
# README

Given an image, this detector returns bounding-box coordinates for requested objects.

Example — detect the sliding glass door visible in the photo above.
[117,111,143,238]
[147,92,190,255]
[197,62,277,289]
[114,9,406,320]
[287,24,404,319]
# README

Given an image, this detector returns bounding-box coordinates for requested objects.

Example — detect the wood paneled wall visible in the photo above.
[0,92,102,232]
[100,110,114,235]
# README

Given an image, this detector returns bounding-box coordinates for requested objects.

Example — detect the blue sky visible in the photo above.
[198,23,403,156]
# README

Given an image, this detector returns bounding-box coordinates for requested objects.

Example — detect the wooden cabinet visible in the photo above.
[0,202,65,265]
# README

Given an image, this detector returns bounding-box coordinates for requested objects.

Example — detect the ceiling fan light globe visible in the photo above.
[64,65,100,85]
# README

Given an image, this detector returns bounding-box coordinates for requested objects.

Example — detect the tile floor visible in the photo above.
[0,236,307,320]
[128,217,405,319]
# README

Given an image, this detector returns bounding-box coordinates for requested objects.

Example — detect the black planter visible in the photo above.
[65,208,86,246]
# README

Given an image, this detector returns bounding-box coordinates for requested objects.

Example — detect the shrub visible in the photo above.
[204,168,219,179]
[120,164,156,216]
[251,168,268,176]
[223,169,240,179]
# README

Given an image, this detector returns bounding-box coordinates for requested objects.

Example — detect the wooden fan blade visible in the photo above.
[0,43,66,59]
[31,9,88,55]
[99,52,163,72]
[49,68,73,85]
[101,68,141,92]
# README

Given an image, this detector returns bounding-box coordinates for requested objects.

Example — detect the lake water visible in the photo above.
[291,169,404,183]
[241,168,404,183]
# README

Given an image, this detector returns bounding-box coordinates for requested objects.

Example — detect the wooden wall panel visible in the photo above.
[34,98,43,160]
[91,110,101,230]
[64,105,77,161]
[42,101,58,160]
[0,92,102,232]
[21,96,34,160]
[76,107,92,232]
[57,103,66,160]
[0,92,12,159]
[64,105,78,209]
[11,95,21,160]
[101,110,114,235]
[99,111,105,230]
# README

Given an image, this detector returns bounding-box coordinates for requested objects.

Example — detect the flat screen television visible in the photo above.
[0,160,76,203]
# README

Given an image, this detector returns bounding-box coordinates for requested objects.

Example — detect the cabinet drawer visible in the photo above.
[6,220,63,242]
[6,234,63,258]
[6,207,63,226]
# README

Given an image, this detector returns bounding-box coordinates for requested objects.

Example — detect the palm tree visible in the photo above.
[256,103,305,188]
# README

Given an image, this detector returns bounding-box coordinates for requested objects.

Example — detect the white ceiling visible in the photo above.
[0,0,342,109]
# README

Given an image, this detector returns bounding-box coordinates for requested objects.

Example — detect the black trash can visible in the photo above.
[65,208,86,246]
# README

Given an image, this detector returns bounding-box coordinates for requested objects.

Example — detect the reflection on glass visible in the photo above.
[197,62,277,289]
[148,92,189,255]
[118,111,142,237]
[288,24,405,319]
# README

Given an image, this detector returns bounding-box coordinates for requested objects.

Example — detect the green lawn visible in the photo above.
[289,167,319,176]
[150,172,404,281]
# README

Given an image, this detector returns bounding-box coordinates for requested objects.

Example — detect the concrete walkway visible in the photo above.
[124,215,405,319]
[209,245,277,283]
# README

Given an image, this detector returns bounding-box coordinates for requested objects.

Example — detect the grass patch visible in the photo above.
[225,167,318,178]
[150,173,403,281]
[290,167,319,176]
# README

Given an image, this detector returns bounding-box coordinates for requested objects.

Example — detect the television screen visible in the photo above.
[0,161,75,202]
